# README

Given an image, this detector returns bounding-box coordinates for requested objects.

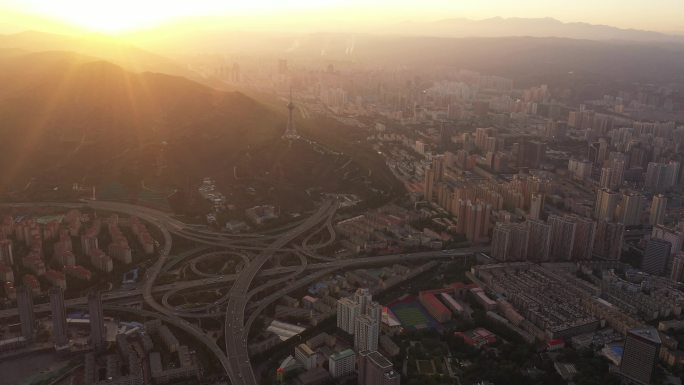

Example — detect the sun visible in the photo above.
[8,0,200,33]
[8,0,350,34]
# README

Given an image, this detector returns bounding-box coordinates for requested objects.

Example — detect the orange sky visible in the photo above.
[1,0,683,34]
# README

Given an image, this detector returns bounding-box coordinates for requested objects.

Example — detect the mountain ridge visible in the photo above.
[385,16,684,42]
[0,51,282,190]
[0,30,192,77]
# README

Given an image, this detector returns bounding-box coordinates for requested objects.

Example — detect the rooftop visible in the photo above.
[330,349,355,360]
[628,327,662,345]
[367,350,393,369]
[296,343,315,356]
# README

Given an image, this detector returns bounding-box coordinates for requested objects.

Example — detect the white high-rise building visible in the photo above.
[367,302,382,325]
[336,298,359,335]
[337,288,381,353]
[354,288,372,315]
[354,315,379,352]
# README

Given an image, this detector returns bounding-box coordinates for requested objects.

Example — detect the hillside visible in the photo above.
[0,51,282,191]
[0,51,401,213]
[0,31,190,77]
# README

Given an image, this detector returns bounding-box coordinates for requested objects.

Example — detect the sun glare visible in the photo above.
[7,0,349,33]
[12,0,192,33]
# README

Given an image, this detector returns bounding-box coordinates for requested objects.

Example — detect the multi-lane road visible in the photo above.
[223,200,337,385]
[1,200,488,384]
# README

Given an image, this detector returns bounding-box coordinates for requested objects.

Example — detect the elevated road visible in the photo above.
[0,247,488,318]
[223,200,336,385]
[0,200,490,384]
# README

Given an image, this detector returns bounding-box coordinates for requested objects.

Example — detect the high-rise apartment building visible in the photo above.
[589,138,609,165]
[526,219,551,262]
[491,222,529,261]
[354,315,380,352]
[354,288,372,314]
[548,215,576,261]
[609,155,626,189]
[567,215,596,261]
[645,161,681,193]
[0,238,13,266]
[641,239,671,276]
[620,328,661,385]
[670,253,684,283]
[529,193,543,220]
[464,200,491,243]
[491,223,510,261]
[568,159,592,181]
[649,194,667,226]
[329,349,356,378]
[599,168,612,189]
[593,221,625,260]
[16,286,34,340]
[595,188,619,221]
[423,156,445,203]
[49,287,69,347]
[358,351,401,385]
[651,225,684,256]
[337,288,380,351]
[568,158,591,180]
[619,191,645,226]
[336,298,359,335]
[366,302,382,326]
[88,291,106,350]
[455,199,467,234]
[517,139,546,169]
[424,167,437,203]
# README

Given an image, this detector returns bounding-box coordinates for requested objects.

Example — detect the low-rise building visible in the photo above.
[328,349,356,378]
[295,343,317,370]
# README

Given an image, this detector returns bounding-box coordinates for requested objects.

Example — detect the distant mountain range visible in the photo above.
[160,31,684,84]
[382,17,684,42]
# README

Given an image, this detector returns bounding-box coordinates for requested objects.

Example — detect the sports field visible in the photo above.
[391,302,431,328]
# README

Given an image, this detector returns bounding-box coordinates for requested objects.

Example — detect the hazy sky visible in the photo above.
[1,0,683,33]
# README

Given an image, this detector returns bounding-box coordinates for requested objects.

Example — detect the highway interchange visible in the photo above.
[1,200,489,384]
